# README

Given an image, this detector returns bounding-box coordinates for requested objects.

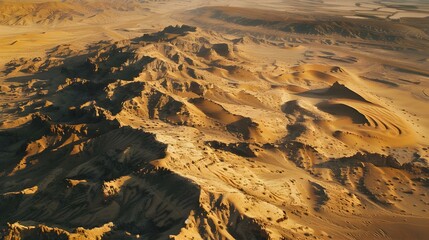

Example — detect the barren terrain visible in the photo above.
[0,0,428,239]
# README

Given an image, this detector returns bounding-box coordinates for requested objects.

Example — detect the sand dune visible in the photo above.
[0,0,151,26]
[0,0,429,239]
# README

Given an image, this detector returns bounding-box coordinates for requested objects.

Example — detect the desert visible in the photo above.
[0,0,428,239]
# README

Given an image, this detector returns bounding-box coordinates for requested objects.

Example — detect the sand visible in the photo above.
[0,0,428,239]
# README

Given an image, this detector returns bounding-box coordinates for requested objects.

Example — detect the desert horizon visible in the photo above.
[0,0,428,239]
